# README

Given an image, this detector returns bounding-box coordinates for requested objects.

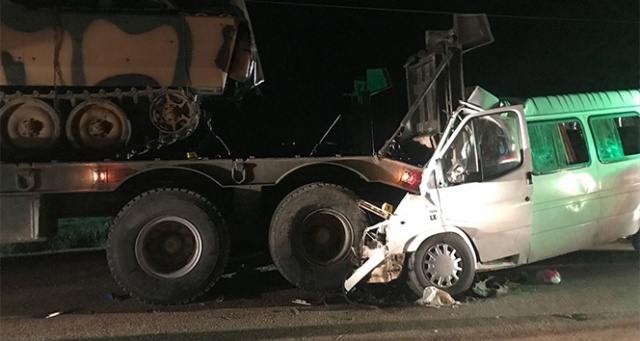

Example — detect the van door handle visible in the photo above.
[526,171,533,185]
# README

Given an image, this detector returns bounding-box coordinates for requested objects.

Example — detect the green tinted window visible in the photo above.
[589,114,640,162]
[528,120,589,173]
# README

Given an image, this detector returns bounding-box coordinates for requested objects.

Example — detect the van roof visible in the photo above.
[523,89,640,117]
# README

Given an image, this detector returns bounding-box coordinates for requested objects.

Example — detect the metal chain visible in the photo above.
[119,104,201,160]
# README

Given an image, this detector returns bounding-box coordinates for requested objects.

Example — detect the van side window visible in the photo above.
[589,114,640,162]
[442,111,522,185]
[528,120,589,173]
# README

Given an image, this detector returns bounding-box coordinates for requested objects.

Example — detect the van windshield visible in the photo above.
[442,111,522,185]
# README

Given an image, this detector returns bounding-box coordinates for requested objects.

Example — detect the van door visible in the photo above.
[526,118,599,262]
[430,105,533,263]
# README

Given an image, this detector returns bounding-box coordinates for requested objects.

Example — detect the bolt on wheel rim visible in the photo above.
[296,209,352,267]
[423,243,463,288]
[135,216,203,279]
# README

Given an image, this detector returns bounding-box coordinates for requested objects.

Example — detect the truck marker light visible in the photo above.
[92,170,108,183]
[400,170,419,186]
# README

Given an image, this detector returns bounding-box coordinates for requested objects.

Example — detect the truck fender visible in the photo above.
[404,226,478,262]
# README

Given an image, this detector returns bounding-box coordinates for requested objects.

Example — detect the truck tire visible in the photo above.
[406,233,475,297]
[107,188,229,305]
[269,183,366,291]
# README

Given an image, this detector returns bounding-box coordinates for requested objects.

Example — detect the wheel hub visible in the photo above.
[296,209,352,267]
[163,237,183,254]
[66,100,130,151]
[0,97,61,149]
[423,243,463,288]
[135,216,203,279]
[149,90,198,134]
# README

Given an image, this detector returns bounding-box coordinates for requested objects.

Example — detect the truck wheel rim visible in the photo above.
[66,100,130,151]
[295,209,352,267]
[135,216,203,279]
[0,98,60,149]
[423,243,463,288]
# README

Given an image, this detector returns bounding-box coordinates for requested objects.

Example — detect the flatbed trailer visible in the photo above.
[0,5,496,304]
[0,154,421,304]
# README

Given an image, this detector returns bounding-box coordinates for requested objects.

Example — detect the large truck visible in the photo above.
[1,0,494,305]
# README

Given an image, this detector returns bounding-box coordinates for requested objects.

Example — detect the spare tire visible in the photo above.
[269,183,366,291]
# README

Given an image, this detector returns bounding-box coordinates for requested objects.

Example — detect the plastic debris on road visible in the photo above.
[537,269,562,284]
[292,299,311,306]
[45,311,63,319]
[472,277,510,298]
[415,286,458,307]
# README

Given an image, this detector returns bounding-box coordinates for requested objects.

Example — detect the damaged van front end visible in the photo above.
[346,99,534,297]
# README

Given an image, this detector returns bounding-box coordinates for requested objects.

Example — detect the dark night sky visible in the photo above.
[216,0,640,156]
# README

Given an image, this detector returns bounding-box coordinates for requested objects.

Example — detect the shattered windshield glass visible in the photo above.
[441,111,522,186]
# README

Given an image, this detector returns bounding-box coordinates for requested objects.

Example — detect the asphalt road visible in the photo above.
[0,243,638,340]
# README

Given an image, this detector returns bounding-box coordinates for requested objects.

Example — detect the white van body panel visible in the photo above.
[390,193,477,259]
[596,159,640,241]
[528,169,601,262]
[524,91,640,262]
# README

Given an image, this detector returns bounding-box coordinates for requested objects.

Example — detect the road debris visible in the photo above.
[333,333,346,341]
[290,307,300,315]
[552,313,589,321]
[472,277,510,298]
[292,299,311,306]
[45,311,63,319]
[537,269,562,284]
[415,286,459,307]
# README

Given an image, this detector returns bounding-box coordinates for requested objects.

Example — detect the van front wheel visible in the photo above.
[406,233,475,297]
